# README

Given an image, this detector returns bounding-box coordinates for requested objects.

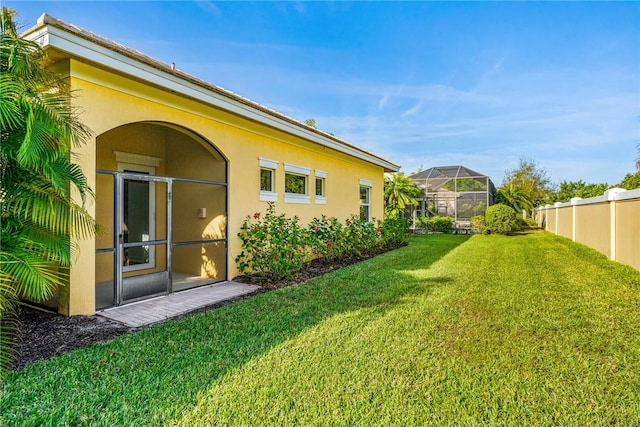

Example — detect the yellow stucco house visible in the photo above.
[22,14,399,316]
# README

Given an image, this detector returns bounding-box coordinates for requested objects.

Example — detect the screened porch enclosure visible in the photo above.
[409,165,495,223]
[94,122,227,310]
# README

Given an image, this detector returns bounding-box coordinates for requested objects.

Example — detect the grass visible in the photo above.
[2,231,639,426]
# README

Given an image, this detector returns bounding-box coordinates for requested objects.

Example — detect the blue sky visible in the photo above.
[7,1,639,186]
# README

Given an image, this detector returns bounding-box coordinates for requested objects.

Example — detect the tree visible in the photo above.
[0,8,96,376]
[384,173,421,219]
[500,159,554,216]
[616,172,640,190]
[304,118,316,128]
[554,180,610,202]
[495,183,534,216]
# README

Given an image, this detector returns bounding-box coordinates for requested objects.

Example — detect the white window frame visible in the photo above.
[284,163,311,204]
[315,169,327,204]
[359,179,373,222]
[259,157,278,202]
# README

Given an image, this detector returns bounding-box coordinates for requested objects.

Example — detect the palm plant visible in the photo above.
[384,173,421,219]
[0,8,95,377]
[495,183,534,217]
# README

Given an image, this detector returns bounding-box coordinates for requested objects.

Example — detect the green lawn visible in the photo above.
[2,231,639,426]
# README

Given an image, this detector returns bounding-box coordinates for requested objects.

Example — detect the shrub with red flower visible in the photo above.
[236,203,309,285]
[237,207,409,284]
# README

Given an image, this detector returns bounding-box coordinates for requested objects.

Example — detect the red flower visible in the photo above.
[346,220,352,225]
[376,227,382,233]
[326,240,333,247]
[253,212,260,219]
[314,227,319,233]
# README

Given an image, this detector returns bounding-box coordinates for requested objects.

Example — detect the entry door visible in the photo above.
[116,172,171,304]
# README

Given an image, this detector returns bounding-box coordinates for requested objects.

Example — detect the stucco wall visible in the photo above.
[615,199,640,270]
[536,189,639,272]
[575,203,610,258]
[65,59,387,314]
[556,207,572,239]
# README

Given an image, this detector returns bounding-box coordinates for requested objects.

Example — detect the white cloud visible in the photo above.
[173,45,637,186]
[195,1,221,17]
[401,101,422,117]
[378,94,389,110]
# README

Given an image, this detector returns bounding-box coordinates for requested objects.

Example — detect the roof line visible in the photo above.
[23,13,400,172]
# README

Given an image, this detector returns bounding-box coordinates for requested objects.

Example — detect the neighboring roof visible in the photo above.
[409,165,495,193]
[410,165,490,181]
[22,14,400,173]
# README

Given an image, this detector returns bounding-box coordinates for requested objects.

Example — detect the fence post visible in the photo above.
[554,202,562,235]
[570,197,582,241]
[605,188,626,262]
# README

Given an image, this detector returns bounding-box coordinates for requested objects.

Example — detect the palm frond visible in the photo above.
[1,8,96,378]
[1,250,66,302]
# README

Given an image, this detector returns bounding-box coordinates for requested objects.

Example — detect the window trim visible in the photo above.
[315,169,327,204]
[284,163,311,204]
[359,181,372,222]
[259,157,278,202]
[284,163,311,176]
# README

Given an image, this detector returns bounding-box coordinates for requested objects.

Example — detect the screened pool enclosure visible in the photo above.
[409,165,495,223]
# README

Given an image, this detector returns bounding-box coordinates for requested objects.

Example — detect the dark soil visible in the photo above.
[13,306,131,370]
[11,242,406,371]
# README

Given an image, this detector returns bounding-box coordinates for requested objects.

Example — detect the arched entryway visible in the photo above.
[94,122,228,310]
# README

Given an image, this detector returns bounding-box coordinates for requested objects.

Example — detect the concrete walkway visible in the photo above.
[97,281,260,328]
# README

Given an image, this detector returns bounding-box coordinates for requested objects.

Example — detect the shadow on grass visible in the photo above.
[1,235,471,425]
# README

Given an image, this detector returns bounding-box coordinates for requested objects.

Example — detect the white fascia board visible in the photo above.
[26,24,399,172]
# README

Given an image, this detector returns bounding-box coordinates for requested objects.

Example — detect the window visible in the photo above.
[285,173,307,194]
[315,169,327,205]
[259,158,278,202]
[359,179,372,222]
[260,168,273,192]
[315,178,324,196]
[284,163,311,204]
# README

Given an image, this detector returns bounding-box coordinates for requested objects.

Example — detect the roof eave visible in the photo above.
[22,14,400,173]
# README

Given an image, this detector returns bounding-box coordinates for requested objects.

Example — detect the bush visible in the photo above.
[235,203,310,284]
[514,217,538,231]
[470,215,486,234]
[343,216,382,258]
[238,208,403,284]
[416,215,455,233]
[378,217,410,246]
[484,204,518,235]
[308,215,346,263]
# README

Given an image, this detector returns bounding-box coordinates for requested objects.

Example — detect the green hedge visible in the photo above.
[484,204,518,235]
[236,204,410,284]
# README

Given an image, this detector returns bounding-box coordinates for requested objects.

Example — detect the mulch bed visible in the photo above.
[11,243,405,371]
